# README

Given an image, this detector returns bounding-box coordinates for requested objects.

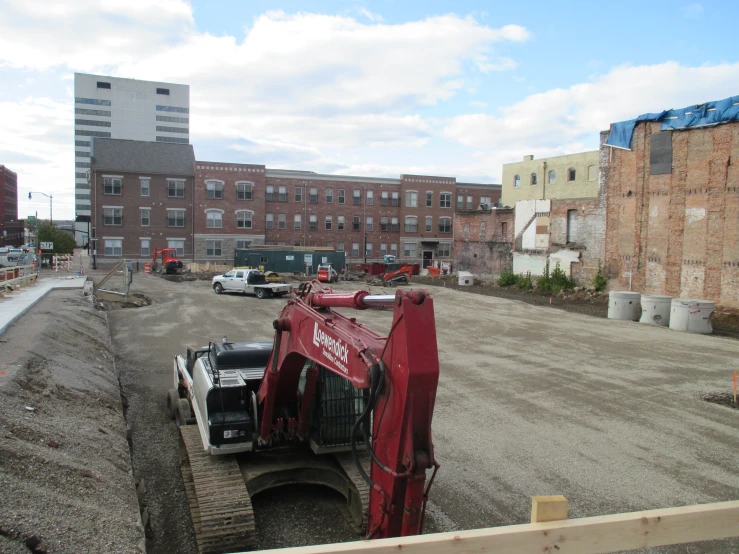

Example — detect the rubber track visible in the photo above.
[180,426,256,554]
[334,451,371,534]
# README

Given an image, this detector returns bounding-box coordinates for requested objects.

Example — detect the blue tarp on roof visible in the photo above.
[605,95,739,149]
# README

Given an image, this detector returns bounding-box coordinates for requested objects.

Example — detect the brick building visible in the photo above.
[90,139,195,264]
[603,116,739,308]
[1,165,23,247]
[453,207,514,276]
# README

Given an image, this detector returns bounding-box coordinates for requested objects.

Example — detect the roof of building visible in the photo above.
[457,182,502,189]
[91,139,195,175]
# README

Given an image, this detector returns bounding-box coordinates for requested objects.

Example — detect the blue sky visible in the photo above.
[0,0,737,219]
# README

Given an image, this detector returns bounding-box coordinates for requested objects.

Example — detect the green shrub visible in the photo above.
[515,271,533,291]
[550,262,576,291]
[592,259,608,292]
[498,267,516,287]
[536,267,552,292]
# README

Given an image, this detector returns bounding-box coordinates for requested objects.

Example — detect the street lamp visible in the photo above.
[28,191,53,224]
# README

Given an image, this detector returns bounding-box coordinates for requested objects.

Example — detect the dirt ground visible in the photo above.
[103,273,739,553]
[0,290,144,554]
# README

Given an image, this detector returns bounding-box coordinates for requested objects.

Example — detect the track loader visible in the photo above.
[168,281,440,553]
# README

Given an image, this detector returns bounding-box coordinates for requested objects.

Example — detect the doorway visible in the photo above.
[422,250,433,268]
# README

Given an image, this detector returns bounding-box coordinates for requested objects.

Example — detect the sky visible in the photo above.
[1,0,738,220]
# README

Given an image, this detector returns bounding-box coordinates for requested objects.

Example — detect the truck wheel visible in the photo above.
[214,283,223,294]
[166,389,179,420]
[256,288,266,299]
[176,399,193,426]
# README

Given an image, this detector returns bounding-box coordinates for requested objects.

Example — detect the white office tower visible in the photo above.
[73,73,190,220]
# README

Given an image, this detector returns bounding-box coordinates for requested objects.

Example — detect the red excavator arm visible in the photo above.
[257,281,439,539]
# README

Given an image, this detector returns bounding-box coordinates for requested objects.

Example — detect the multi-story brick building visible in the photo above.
[89,138,501,267]
[1,165,23,247]
[90,139,195,264]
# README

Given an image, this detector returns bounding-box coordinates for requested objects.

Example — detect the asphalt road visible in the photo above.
[104,273,739,553]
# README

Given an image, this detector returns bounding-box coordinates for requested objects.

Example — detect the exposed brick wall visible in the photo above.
[604,120,739,308]
[549,195,605,283]
[452,208,514,276]
[1,165,23,247]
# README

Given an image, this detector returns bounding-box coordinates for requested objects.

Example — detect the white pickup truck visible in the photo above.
[212,269,291,299]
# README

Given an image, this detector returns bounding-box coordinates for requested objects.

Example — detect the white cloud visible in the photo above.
[443,61,739,154]
[469,101,488,108]
[476,55,517,73]
[358,7,383,22]
[680,3,704,18]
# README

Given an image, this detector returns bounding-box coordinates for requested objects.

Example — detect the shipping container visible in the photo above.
[234,248,346,275]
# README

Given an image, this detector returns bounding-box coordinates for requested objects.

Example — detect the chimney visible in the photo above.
[523,155,534,161]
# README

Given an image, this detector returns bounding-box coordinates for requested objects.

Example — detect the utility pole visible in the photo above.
[363,185,367,263]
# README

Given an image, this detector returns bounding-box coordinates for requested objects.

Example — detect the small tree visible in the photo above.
[592,259,608,292]
[37,223,76,254]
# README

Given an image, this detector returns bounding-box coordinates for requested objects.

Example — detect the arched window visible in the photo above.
[205,180,224,199]
[514,175,521,188]
[205,208,223,228]
[549,170,556,184]
[236,181,253,200]
[568,167,576,182]
[530,173,537,186]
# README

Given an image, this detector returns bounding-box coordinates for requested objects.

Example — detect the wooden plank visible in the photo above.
[531,495,568,523]
[245,500,739,554]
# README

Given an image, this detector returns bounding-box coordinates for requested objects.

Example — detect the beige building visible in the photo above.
[501,151,599,205]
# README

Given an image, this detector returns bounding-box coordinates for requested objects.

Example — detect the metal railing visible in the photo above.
[0,264,38,288]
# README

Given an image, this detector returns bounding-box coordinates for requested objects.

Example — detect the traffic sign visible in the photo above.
[40,242,54,250]
[27,215,36,221]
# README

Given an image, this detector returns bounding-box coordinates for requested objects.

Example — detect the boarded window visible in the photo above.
[567,209,578,243]
[650,131,672,175]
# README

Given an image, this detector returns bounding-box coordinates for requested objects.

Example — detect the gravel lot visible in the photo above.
[0,290,144,554]
[106,273,739,553]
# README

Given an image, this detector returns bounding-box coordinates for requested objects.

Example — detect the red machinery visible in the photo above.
[382,264,414,286]
[172,281,440,549]
[152,247,183,274]
[316,263,339,283]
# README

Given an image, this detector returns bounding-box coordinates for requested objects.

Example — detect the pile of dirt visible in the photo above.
[0,292,144,554]
[99,293,152,311]
[703,392,739,410]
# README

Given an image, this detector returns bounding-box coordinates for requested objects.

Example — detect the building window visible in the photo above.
[439,217,452,233]
[480,196,491,208]
[353,189,361,205]
[391,217,399,232]
[502,221,508,236]
[156,136,188,144]
[337,216,345,230]
[104,239,122,256]
[404,242,417,258]
[97,81,111,89]
[236,240,251,249]
[353,216,361,231]
[568,168,576,182]
[76,162,91,168]
[75,119,111,127]
[156,88,170,95]
[103,177,122,195]
[514,175,521,187]
[75,97,111,106]
[75,108,111,117]
[426,191,433,207]
[75,151,90,158]
[391,191,400,206]
[366,190,374,206]
[103,208,122,226]
[404,216,418,233]
[309,215,318,230]
[588,165,597,181]
[140,178,150,196]
[266,185,274,201]
[206,211,222,228]
[338,189,345,204]
[530,173,538,186]
[156,115,188,124]
[266,213,274,229]
[457,195,463,209]
[277,186,286,201]
[156,105,189,113]
[365,243,373,257]
[156,126,189,134]
[141,208,150,226]
[168,180,185,198]
[206,240,222,257]
[366,216,373,231]
[380,217,388,232]
[406,191,418,207]
[425,216,432,232]
[294,214,302,229]
[304,187,316,203]
[549,170,556,184]
[140,239,150,257]
[75,140,91,147]
[167,209,185,227]
[168,239,185,256]
[466,196,473,209]
[236,211,253,229]
[206,181,223,199]
[295,186,303,202]
[325,216,332,230]
[381,191,389,206]
[567,209,578,243]
[278,214,286,229]
[237,182,253,200]
[352,243,360,257]
[438,243,451,257]
[439,192,451,208]
[326,188,333,203]
[391,244,398,256]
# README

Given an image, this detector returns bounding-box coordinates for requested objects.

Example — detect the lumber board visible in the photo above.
[532,495,568,523]
[246,500,739,554]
